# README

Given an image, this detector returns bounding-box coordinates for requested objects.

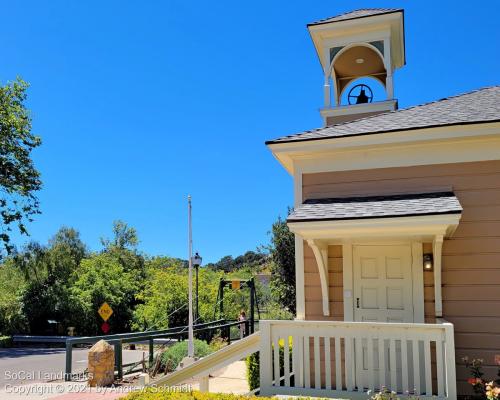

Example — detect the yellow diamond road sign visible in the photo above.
[98,302,113,321]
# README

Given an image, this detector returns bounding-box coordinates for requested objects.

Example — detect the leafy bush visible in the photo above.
[208,335,227,353]
[161,339,212,372]
[246,352,259,390]
[463,357,500,399]
[125,390,279,400]
[0,336,12,348]
[245,337,293,390]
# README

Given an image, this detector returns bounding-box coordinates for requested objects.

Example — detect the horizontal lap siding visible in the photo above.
[304,243,343,321]
[302,160,500,396]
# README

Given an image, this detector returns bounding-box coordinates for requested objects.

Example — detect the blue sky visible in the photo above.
[2,1,499,263]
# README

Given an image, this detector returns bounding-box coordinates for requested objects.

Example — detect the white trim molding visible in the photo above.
[307,240,330,316]
[433,235,444,318]
[411,242,425,323]
[267,122,500,175]
[288,214,461,242]
[320,99,397,121]
[295,235,305,320]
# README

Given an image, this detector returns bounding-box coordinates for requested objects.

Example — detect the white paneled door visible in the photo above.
[353,245,415,390]
[353,245,414,323]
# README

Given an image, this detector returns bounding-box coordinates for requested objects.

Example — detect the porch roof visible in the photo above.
[288,192,462,223]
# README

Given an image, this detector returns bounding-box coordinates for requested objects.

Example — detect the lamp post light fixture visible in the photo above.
[192,252,202,321]
[186,195,195,363]
[423,253,434,271]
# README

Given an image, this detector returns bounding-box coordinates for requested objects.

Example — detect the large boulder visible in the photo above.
[88,340,114,387]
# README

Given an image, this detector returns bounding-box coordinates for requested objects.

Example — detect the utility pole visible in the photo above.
[187,195,194,360]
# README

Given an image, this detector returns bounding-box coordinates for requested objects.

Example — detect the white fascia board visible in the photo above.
[287,214,461,242]
[267,122,500,175]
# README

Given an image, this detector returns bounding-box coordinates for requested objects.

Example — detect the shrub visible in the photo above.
[208,335,227,353]
[124,389,307,400]
[463,357,500,399]
[161,339,211,372]
[245,337,292,390]
[246,352,259,390]
[0,336,12,348]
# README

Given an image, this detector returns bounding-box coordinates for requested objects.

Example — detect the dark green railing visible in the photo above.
[64,319,250,381]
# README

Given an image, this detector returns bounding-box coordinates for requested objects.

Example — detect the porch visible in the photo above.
[259,319,457,399]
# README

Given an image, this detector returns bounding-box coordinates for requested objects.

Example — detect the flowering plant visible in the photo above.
[463,357,500,399]
[368,387,419,400]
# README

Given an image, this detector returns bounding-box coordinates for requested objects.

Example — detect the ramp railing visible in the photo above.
[64,319,249,381]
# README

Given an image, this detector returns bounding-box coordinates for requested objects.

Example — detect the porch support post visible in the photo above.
[307,239,330,316]
[433,235,444,318]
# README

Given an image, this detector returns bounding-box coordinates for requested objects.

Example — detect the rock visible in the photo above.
[88,340,114,387]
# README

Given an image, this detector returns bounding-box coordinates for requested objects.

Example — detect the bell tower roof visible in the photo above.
[308,8,405,72]
[308,8,406,126]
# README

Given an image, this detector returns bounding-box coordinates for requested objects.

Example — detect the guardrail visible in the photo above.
[13,335,77,344]
[64,318,250,381]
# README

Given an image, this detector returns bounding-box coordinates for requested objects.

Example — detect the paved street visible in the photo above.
[0,347,146,387]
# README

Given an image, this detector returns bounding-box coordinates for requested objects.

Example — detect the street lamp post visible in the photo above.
[187,196,194,360]
[192,252,202,321]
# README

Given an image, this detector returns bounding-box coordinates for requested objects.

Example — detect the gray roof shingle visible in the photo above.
[308,8,402,26]
[267,86,500,145]
[287,192,462,223]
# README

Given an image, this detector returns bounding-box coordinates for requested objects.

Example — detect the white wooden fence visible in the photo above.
[259,320,457,399]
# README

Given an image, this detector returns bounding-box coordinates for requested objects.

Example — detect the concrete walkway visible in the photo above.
[189,360,249,394]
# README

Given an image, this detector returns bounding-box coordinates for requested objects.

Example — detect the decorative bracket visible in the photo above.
[307,239,330,316]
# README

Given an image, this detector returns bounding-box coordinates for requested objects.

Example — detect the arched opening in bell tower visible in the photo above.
[328,43,390,107]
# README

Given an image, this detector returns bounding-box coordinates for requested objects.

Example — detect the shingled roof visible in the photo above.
[287,192,462,223]
[266,86,500,145]
[308,8,402,26]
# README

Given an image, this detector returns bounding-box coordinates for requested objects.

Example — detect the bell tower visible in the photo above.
[308,9,405,126]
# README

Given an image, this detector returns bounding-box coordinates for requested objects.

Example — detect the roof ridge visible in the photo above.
[308,8,402,26]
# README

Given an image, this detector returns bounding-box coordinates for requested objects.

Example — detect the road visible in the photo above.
[0,347,146,388]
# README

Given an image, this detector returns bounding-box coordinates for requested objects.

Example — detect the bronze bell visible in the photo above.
[356,88,369,104]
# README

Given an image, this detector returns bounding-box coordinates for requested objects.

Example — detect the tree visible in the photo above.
[0,78,42,254]
[13,227,86,333]
[268,215,296,315]
[101,220,138,251]
[0,259,27,333]
[70,252,141,335]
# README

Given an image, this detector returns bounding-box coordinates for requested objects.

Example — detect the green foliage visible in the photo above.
[70,251,143,335]
[0,335,12,348]
[246,351,260,390]
[133,266,189,330]
[208,335,227,353]
[101,220,139,250]
[124,390,282,400]
[160,339,212,372]
[0,78,42,254]
[12,227,86,333]
[245,338,293,390]
[0,260,27,333]
[0,212,295,336]
[206,251,267,272]
[268,214,295,315]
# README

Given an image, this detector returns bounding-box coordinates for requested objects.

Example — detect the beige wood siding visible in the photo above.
[304,243,344,321]
[301,160,500,395]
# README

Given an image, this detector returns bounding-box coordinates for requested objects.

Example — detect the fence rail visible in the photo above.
[259,319,457,400]
[64,319,249,381]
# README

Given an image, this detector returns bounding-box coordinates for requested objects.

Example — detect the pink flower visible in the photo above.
[468,378,482,385]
